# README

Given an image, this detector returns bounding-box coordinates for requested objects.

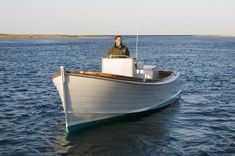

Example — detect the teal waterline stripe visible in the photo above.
[66,91,181,134]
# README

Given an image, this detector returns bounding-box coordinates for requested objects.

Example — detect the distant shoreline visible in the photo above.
[195,34,235,37]
[0,34,108,39]
[0,34,234,39]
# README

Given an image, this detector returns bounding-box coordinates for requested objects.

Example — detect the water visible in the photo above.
[0,36,234,156]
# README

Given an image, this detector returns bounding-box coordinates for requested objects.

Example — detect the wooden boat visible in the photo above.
[52,56,181,133]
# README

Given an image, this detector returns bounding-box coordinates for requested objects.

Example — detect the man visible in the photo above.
[108,35,130,58]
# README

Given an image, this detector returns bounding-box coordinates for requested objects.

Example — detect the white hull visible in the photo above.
[52,71,181,133]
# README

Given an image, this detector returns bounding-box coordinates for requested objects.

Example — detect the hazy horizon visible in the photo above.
[1,0,235,35]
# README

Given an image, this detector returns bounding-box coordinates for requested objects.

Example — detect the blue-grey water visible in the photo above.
[0,36,235,156]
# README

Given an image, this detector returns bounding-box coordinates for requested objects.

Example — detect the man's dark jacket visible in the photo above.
[108,44,130,57]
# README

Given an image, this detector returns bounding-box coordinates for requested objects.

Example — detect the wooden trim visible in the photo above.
[159,70,173,78]
[52,70,173,83]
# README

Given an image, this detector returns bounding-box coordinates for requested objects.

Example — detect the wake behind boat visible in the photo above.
[52,55,181,133]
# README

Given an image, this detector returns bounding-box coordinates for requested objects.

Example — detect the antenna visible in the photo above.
[135,10,140,60]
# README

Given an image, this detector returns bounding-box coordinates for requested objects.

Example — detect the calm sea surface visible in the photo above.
[0,36,235,156]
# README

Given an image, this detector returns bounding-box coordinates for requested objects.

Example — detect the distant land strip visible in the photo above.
[1,34,234,39]
[195,34,235,37]
[0,34,109,39]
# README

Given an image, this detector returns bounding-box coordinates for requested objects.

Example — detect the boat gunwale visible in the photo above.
[52,70,179,85]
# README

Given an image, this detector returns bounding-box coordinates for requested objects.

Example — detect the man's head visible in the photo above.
[115,35,122,47]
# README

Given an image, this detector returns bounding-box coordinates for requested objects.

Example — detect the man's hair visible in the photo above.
[115,35,122,40]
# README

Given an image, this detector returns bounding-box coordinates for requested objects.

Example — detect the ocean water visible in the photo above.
[0,35,234,156]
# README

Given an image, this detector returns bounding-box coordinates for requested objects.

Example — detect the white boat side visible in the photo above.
[52,70,181,133]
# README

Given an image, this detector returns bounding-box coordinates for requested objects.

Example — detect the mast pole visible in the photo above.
[135,10,140,60]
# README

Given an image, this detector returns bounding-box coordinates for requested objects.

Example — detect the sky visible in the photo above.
[0,0,235,35]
